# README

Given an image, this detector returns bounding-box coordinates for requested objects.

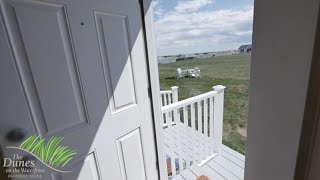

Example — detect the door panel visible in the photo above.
[0,0,157,179]
[0,3,35,150]
[58,152,101,180]
[75,153,100,180]
[8,1,88,135]
[94,11,137,113]
[117,128,146,180]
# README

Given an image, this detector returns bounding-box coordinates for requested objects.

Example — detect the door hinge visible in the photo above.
[156,161,159,171]
[148,86,152,98]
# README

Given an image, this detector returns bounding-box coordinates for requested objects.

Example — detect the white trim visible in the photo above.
[162,91,217,113]
[141,0,168,179]
[245,0,319,179]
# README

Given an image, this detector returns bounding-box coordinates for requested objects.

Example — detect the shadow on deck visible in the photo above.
[173,145,245,180]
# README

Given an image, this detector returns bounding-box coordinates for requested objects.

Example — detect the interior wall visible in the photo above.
[245,0,320,179]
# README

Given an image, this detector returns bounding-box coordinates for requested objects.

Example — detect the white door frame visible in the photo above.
[140,0,168,179]
[245,0,319,179]
[0,0,163,179]
[142,0,320,179]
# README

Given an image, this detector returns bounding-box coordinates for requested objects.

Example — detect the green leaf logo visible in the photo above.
[7,135,77,173]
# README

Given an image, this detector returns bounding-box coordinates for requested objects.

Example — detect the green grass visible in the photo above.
[158,54,251,155]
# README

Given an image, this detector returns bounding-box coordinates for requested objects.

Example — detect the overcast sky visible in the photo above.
[153,0,254,56]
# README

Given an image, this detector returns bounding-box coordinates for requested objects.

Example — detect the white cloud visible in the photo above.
[153,0,159,7]
[175,0,214,13]
[154,1,254,56]
[153,0,165,19]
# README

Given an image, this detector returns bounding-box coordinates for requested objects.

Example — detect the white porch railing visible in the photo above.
[160,86,179,106]
[161,85,226,178]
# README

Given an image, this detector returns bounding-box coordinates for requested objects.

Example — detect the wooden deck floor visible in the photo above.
[172,145,245,180]
[162,123,245,180]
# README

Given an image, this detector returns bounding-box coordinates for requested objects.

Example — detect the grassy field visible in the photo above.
[158,54,251,155]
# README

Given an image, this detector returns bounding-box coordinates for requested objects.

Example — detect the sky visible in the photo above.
[153,0,254,56]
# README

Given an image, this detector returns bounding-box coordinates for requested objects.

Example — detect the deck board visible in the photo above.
[222,145,245,161]
[220,150,245,168]
[189,164,227,180]
[206,160,241,180]
[172,175,186,180]
[168,145,245,180]
[179,168,197,179]
[212,155,244,179]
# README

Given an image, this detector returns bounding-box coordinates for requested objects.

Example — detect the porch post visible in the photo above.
[213,85,226,154]
[171,86,179,103]
[171,86,179,125]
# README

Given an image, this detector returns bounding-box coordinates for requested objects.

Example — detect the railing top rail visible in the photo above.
[160,90,172,94]
[162,91,217,113]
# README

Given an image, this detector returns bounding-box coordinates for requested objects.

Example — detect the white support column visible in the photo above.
[171,86,179,103]
[171,86,179,125]
[213,85,226,154]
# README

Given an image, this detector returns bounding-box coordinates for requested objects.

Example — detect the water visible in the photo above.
[158,58,176,64]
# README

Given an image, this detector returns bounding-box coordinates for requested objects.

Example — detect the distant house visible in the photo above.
[238,44,252,53]
[196,52,215,59]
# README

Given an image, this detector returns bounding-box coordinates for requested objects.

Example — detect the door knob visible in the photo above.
[6,128,28,142]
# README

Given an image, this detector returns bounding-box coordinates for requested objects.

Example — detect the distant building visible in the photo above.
[195,52,215,59]
[157,56,177,64]
[238,44,252,53]
[158,50,234,64]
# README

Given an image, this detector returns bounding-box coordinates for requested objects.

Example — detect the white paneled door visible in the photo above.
[0,0,158,179]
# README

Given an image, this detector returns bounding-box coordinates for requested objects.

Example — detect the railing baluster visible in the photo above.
[191,103,196,164]
[209,96,214,155]
[169,95,174,124]
[204,98,208,157]
[161,94,164,106]
[164,94,169,127]
[164,93,168,106]
[163,105,167,125]
[173,107,178,126]
[168,110,173,127]
[168,93,172,104]
[183,106,190,167]
[197,101,204,161]
[176,107,184,175]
